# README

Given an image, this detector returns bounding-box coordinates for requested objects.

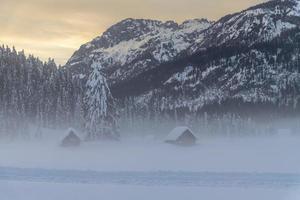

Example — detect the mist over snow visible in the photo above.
[0,130,299,173]
[1,128,300,200]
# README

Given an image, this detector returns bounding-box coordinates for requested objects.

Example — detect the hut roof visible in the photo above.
[61,128,81,147]
[165,126,194,141]
[61,128,82,142]
[63,128,79,137]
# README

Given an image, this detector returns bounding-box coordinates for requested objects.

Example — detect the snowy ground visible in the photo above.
[0,134,300,199]
[1,181,299,200]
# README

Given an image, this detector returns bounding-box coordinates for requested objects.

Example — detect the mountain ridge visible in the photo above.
[66,17,213,79]
[65,0,300,116]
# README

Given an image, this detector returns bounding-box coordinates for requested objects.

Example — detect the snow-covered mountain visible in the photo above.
[190,0,300,52]
[67,18,212,84]
[66,0,300,116]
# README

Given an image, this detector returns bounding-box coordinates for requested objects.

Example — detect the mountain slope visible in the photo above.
[66,0,300,117]
[116,28,300,117]
[67,18,212,84]
[190,0,300,52]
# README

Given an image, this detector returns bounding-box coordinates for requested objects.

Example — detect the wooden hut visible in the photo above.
[165,126,197,146]
[61,128,81,147]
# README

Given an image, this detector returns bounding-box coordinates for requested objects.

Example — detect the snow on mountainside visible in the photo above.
[125,27,300,114]
[66,0,300,115]
[190,0,300,52]
[161,49,300,112]
[67,0,300,84]
[67,18,212,82]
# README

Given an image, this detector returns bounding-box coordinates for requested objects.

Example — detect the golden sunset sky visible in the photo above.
[0,0,264,65]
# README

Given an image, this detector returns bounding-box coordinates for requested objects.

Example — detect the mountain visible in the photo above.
[190,0,300,52]
[67,0,300,118]
[67,18,212,84]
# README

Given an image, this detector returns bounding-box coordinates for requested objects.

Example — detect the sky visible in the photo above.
[0,0,264,65]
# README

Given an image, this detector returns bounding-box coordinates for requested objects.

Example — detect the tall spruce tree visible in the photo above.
[84,60,119,140]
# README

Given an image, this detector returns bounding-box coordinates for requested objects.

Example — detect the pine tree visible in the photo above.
[84,60,119,140]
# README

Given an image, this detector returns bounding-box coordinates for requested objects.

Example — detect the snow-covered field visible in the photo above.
[1,181,299,200]
[1,135,299,172]
[0,134,300,199]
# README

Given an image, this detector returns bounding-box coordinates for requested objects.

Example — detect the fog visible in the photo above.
[0,119,299,172]
[1,117,300,200]
[0,135,299,173]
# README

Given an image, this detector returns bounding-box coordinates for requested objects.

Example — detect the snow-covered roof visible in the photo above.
[66,128,77,134]
[165,126,194,141]
[62,128,81,139]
